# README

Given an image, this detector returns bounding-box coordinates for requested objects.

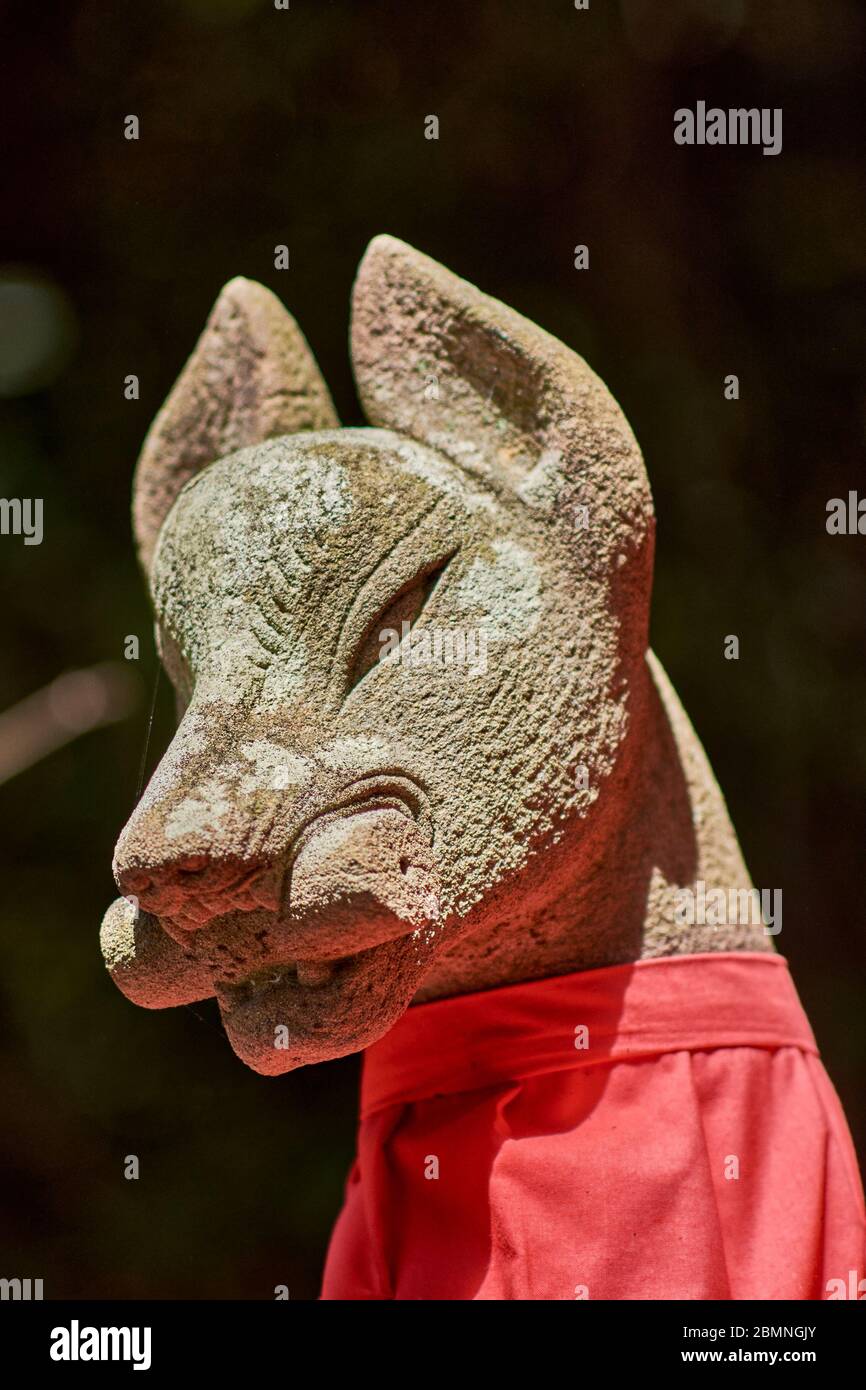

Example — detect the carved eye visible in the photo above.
[348,554,453,692]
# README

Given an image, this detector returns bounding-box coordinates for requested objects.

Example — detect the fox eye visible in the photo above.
[348,554,453,692]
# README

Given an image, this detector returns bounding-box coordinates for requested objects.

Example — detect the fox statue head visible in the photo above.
[101,236,768,1075]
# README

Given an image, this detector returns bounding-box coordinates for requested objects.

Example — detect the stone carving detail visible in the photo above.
[101,236,769,1073]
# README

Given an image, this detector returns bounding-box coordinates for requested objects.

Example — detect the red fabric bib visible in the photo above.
[321,953,866,1300]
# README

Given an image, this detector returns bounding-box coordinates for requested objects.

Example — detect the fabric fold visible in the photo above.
[322,953,865,1301]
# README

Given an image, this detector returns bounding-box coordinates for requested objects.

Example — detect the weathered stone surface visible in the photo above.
[133,277,339,572]
[103,236,771,1075]
[99,896,213,1008]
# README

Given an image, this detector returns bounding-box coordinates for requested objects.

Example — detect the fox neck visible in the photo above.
[417,650,773,1002]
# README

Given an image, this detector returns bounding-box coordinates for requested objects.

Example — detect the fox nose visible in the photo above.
[115,853,281,929]
[121,855,207,895]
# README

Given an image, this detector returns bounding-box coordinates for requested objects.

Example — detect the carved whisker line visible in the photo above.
[250,606,288,655]
[264,559,300,613]
[331,497,445,667]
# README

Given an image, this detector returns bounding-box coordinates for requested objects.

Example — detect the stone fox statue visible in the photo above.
[102,237,865,1300]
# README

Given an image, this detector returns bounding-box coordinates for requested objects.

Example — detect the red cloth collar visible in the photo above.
[360,952,817,1116]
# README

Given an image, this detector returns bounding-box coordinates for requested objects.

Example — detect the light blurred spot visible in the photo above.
[621,0,744,64]
[0,270,76,398]
[0,664,139,785]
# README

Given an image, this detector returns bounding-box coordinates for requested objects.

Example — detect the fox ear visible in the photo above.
[134,277,339,571]
[351,236,652,567]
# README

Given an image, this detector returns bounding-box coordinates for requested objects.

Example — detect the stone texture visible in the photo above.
[102,236,772,1076]
[133,276,339,572]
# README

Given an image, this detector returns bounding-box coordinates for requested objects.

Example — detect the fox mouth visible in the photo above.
[156,772,431,936]
[284,772,431,869]
[214,951,355,1008]
[198,771,437,998]
[214,930,435,1074]
[105,775,441,1074]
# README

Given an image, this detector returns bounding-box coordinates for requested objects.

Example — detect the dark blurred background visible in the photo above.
[1,0,864,1298]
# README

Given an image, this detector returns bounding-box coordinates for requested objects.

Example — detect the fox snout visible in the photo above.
[114,799,439,942]
[108,739,442,1035]
[116,854,282,929]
